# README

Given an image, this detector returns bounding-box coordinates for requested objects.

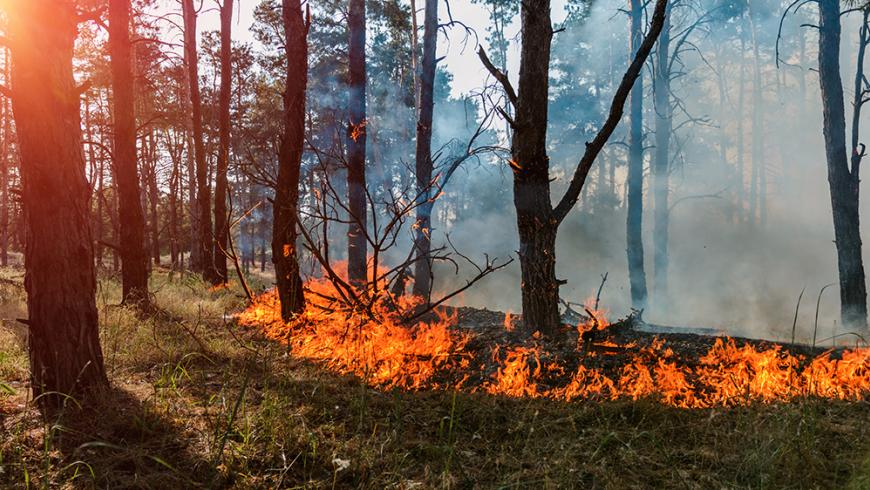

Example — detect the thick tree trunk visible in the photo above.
[511,0,561,336]
[272,0,308,320]
[182,0,216,282]
[818,0,868,329]
[652,9,671,306]
[7,0,108,411]
[109,0,149,303]
[213,0,233,284]
[412,0,438,301]
[626,0,648,310]
[347,0,368,286]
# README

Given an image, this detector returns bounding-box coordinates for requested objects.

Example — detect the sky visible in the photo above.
[193,0,574,97]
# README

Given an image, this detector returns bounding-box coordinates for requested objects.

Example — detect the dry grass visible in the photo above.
[0,266,868,488]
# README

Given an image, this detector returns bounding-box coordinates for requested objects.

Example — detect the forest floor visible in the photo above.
[0,267,869,488]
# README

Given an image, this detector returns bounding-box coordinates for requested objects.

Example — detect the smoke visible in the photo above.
[421,0,870,345]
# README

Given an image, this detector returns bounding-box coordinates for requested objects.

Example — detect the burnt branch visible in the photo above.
[477,47,518,107]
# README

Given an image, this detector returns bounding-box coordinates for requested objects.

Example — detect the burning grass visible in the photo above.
[239,279,870,409]
[2,268,870,487]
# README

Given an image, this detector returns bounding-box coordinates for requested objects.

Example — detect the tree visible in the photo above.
[272,0,309,320]
[182,0,218,282]
[213,0,233,284]
[479,0,668,336]
[411,0,438,300]
[109,0,150,304]
[3,0,108,411]
[626,0,648,311]
[817,0,868,329]
[651,2,672,304]
[347,0,368,285]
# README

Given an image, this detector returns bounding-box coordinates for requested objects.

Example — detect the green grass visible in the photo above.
[0,266,868,488]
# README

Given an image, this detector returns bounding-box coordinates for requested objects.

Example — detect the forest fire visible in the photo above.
[238,282,870,409]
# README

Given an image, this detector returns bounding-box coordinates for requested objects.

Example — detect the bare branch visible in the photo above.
[553,0,669,224]
[477,47,517,107]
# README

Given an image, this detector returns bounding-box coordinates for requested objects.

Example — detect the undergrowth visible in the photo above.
[0,266,868,488]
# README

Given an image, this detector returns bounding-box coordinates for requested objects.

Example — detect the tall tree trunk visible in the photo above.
[6,0,108,411]
[272,0,308,320]
[652,8,671,306]
[818,0,868,329]
[213,0,233,284]
[109,0,149,303]
[748,12,764,226]
[509,0,561,335]
[146,131,160,265]
[182,0,216,282]
[347,0,368,285]
[412,0,438,300]
[0,48,9,267]
[736,31,747,223]
[169,130,180,270]
[626,0,648,310]
[715,47,733,223]
[481,0,667,336]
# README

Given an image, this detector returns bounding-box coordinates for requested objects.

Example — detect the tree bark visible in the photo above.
[182,0,217,282]
[109,0,149,303]
[272,0,308,320]
[213,0,233,284]
[510,0,561,335]
[347,0,368,286]
[626,0,649,310]
[818,0,868,329]
[412,0,438,301]
[6,0,108,411]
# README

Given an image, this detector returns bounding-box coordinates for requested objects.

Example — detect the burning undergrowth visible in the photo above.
[238,278,870,409]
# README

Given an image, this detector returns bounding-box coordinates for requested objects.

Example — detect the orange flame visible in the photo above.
[239,282,870,408]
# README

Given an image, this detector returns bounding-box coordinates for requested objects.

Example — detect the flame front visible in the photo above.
[238,282,870,408]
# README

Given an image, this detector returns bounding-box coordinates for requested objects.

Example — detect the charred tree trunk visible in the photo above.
[480,0,668,337]
[213,0,233,284]
[109,0,149,303]
[818,0,868,329]
[509,0,561,335]
[652,8,671,306]
[182,0,216,282]
[412,0,438,301]
[626,0,648,310]
[7,1,108,411]
[272,0,308,320]
[347,0,368,286]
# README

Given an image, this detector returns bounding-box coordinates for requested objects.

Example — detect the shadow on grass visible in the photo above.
[6,385,216,489]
